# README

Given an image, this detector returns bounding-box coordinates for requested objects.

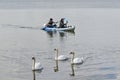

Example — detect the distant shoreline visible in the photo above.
[0,1,120,9]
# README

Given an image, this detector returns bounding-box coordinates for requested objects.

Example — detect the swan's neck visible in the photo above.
[54,59,59,72]
[71,53,74,64]
[32,59,35,70]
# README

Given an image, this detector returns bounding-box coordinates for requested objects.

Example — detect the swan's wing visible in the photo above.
[58,55,68,61]
[73,58,83,64]
[35,62,43,70]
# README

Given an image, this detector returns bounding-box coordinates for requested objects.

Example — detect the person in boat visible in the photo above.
[58,18,68,28]
[46,18,57,28]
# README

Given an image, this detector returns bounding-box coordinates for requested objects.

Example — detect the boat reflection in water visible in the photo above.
[46,31,75,38]
[46,31,57,38]
[59,31,75,37]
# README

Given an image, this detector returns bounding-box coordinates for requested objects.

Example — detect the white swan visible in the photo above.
[54,48,68,61]
[69,52,84,76]
[32,57,43,71]
[53,48,68,72]
[70,52,84,65]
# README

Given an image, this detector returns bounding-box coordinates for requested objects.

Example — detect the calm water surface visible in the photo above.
[0,8,120,80]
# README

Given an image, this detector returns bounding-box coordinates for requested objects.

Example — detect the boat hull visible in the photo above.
[42,26,75,32]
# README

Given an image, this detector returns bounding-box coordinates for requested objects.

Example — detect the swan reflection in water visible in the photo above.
[32,71,36,80]
[32,70,43,80]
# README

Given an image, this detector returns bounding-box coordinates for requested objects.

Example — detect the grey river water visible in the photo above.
[0,8,120,80]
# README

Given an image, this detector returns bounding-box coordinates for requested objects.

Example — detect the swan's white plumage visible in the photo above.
[70,52,84,65]
[73,57,84,64]
[54,48,68,61]
[32,57,43,71]
[34,62,43,70]
[57,55,68,61]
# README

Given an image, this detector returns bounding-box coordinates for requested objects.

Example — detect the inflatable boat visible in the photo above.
[41,26,75,32]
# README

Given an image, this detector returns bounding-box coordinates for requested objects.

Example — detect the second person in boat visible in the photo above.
[58,18,68,28]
